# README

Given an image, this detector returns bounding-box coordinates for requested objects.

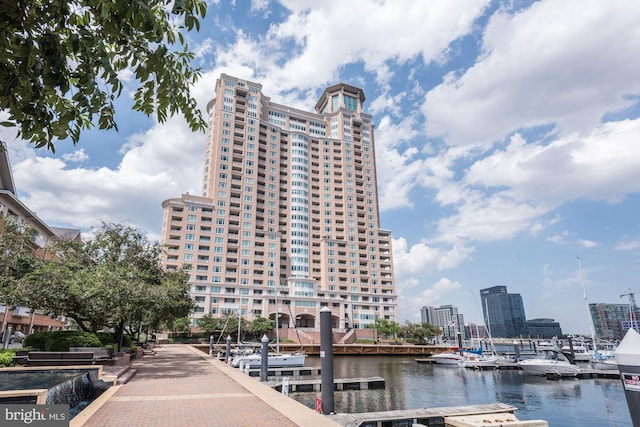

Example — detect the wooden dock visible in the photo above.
[244,366,322,377]
[195,343,437,356]
[328,402,522,427]
[417,358,622,380]
[269,376,385,392]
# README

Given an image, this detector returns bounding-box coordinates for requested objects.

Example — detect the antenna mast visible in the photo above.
[577,257,597,345]
[620,288,638,331]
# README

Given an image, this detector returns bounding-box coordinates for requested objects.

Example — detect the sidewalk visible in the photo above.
[72,344,340,427]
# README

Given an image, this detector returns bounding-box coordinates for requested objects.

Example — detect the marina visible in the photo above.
[2,344,634,426]
[290,355,632,426]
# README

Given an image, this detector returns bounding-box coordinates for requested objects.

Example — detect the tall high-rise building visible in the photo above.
[481,285,529,338]
[590,303,630,340]
[160,74,398,333]
[420,305,465,339]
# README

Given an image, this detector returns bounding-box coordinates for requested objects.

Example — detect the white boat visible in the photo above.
[560,343,592,362]
[591,349,618,371]
[432,346,486,366]
[592,358,618,371]
[230,350,306,368]
[431,351,465,365]
[232,275,306,369]
[459,354,498,369]
[536,341,559,351]
[459,321,498,369]
[518,349,581,376]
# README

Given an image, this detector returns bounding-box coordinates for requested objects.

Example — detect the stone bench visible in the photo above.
[70,347,112,361]
[25,351,96,366]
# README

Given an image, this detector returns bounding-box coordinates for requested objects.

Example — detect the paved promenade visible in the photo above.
[71,344,341,427]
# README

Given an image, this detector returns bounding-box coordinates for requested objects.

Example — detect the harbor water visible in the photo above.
[290,356,632,426]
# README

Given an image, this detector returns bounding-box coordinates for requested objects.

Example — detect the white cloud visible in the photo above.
[392,237,474,281]
[423,0,640,147]
[577,239,598,248]
[61,149,89,163]
[11,117,202,240]
[615,241,640,251]
[433,189,547,244]
[422,277,462,303]
[466,121,640,206]
[397,276,462,323]
[547,230,569,244]
[418,119,640,245]
[210,0,489,94]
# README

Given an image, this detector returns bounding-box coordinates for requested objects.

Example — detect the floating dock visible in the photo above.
[269,376,385,392]
[328,402,548,427]
[417,359,622,380]
[243,365,322,377]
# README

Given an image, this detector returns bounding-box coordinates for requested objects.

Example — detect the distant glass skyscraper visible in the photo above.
[481,285,529,338]
[527,318,563,339]
[160,74,398,332]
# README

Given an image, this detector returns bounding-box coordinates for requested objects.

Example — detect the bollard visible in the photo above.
[209,335,214,357]
[320,306,335,415]
[567,337,576,362]
[2,326,12,350]
[260,334,269,382]
[226,335,232,364]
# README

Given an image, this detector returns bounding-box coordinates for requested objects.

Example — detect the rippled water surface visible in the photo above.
[290,356,632,426]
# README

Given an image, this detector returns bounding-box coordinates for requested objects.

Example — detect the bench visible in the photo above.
[11,350,30,366]
[70,347,112,361]
[25,351,96,366]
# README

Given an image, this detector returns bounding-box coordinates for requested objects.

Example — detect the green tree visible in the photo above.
[250,316,274,340]
[0,219,42,339]
[400,321,441,343]
[218,311,249,342]
[0,219,40,307]
[197,314,221,336]
[374,318,401,340]
[170,317,191,340]
[17,222,194,350]
[0,0,207,152]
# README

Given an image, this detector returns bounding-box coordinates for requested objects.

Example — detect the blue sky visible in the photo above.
[3,0,640,335]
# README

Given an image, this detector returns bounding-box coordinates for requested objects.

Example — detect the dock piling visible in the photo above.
[320,306,335,415]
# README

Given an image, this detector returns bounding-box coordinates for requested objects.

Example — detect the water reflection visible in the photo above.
[291,356,631,426]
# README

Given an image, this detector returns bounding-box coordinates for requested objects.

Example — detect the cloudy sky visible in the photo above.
[4,0,640,335]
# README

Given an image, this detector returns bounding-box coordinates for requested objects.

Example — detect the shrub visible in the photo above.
[95,332,133,349]
[0,350,16,367]
[23,331,101,351]
[49,331,102,351]
[23,332,48,351]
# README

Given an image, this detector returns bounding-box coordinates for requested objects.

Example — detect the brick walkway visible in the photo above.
[72,344,340,427]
